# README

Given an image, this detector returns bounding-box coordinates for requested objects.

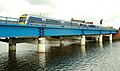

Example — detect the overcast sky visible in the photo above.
[0,0,120,28]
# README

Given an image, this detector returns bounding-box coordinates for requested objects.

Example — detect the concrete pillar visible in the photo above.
[81,35,86,46]
[99,34,103,43]
[60,40,64,46]
[9,38,16,51]
[38,38,46,53]
[60,37,64,45]
[9,43,16,51]
[109,34,112,41]
[95,35,99,42]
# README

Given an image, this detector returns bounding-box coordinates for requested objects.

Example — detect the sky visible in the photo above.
[0,0,120,28]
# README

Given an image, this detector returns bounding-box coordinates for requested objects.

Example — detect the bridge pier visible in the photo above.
[9,38,16,52]
[99,34,103,43]
[81,35,86,46]
[60,40,64,46]
[95,35,99,42]
[8,37,46,53]
[60,37,64,45]
[109,34,112,41]
[37,38,46,53]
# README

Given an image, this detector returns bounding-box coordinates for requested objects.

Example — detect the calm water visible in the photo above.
[0,40,120,71]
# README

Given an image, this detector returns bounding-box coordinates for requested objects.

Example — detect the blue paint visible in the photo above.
[0,23,40,37]
[0,21,118,37]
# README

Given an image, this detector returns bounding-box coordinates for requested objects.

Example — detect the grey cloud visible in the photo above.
[26,0,56,16]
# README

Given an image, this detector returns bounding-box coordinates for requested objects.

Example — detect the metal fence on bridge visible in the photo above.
[0,16,18,24]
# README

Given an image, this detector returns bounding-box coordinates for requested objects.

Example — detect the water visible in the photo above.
[0,40,120,71]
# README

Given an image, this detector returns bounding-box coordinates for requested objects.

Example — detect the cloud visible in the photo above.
[104,18,120,29]
[49,0,120,28]
[0,0,55,17]
[0,0,120,28]
[0,0,29,17]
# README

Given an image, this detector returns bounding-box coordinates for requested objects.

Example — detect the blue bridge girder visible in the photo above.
[0,23,40,37]
[0,22,118,37]
[43,26,117,36]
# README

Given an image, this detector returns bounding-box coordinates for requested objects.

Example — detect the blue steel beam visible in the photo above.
[0,23,40,37]
[0,23,118,37]
[84,30,100,35]
[111,30,117,34]
[44,27,82,36]
[43,26,118,36]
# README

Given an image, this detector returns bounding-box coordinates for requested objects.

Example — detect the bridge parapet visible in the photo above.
[0,16,18,24]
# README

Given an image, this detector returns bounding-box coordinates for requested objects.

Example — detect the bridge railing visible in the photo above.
[27,20,117,30]
[0,16,19,24]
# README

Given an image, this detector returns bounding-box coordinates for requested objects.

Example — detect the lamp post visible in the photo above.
[100,19,103,25]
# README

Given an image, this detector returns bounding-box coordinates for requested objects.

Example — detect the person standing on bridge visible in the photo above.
[100,19,103,25]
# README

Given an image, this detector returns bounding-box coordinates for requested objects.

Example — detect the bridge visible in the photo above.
[0,16,118,52]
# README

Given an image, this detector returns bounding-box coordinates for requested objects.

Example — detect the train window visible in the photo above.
[19,17,26,22]
[71,22,79,27]
[46,19,61,25]
[19,17,26,24]
[80,24,87,27]
[88,25,96,27]
[29,17,42,24]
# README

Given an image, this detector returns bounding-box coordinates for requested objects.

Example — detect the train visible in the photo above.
[19,14,62,26]
[19,14,42,25]
[19,14,102,28]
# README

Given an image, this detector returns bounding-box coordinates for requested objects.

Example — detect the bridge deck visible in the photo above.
[0,16,118,37]
[0,23,117,37]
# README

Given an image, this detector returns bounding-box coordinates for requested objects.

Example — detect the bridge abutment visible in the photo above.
[37,38,46,53]
[81,35,86,46]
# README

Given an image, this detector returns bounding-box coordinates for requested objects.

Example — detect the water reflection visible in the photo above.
[6,51,18,71]
[110,41,112,46]
[0,40,120,71]
[99,43,103,48]
[38,53,46,71]
[80,46,86,57]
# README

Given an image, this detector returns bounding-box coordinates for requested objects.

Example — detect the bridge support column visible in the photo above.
[99,34,103,43]
[81,35,86,46]
[109,34,112,41]
[60,40,64,46]
[9,38,16,52]
[95,35,99,42]
[38,38,46,53]
[60,37,64,45]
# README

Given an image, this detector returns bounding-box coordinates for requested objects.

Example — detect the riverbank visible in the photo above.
[113,35,120,40]
[113,30,120,40]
